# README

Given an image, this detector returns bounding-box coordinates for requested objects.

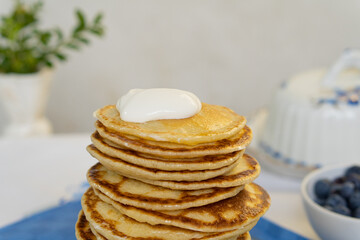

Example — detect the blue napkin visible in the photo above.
[0,200,308,240]
[0,200,81,240]
[250,218,309,240]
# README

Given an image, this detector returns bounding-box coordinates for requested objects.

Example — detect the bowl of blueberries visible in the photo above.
[301,164,360,240]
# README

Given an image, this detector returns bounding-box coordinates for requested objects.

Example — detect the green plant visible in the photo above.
[0,0,105,73]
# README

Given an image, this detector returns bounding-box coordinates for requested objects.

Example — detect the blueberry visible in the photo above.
[324,205,333,211]
[332,205,351,217]
[314,179,331,199]
[325,194,347,208]
[349,191,360,209]
[347,174,360,190]
[330,183,343,194]
[345,166,360,177]
[333,176,346,184]
[340,181,355,199]
[353,207,360,218]
[315,198,326,206]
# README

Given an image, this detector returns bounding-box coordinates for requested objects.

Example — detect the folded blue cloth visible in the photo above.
[0,200,308,240]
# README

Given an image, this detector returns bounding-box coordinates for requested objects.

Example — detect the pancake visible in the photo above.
[78,213,251,240]
[87,163,244,211]
[236,232,251,240]
[87,145,239,181]
[91,131,244,170]
[93,183,270,232]
[131,154,260,190]
[96,121,252,158]
[76,212,251,240]
[89,224,107,240]
[94,103,246,145]
[81,188,257,240]
[75,210,100,240]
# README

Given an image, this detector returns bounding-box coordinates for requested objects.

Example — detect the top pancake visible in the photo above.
[94,103,246,145]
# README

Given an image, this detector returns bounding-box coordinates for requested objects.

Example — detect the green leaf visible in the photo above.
[72,10,86,36]
[55,52,66,61]
[75,10,85,31]
[44,60,53,68]
[77,37,90,44]
[90,28,104,36]
[40,32,51,45]
[66,43,80,50]
[94,13,103,25]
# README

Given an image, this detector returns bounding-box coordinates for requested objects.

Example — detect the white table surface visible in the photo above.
[0,134,319,239]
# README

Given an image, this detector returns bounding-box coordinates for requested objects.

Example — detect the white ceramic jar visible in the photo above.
[259,49,360,173]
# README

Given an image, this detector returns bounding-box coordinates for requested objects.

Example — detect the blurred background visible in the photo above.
[1,0,360,134]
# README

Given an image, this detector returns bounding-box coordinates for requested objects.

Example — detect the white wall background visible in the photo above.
[1,0,360,133]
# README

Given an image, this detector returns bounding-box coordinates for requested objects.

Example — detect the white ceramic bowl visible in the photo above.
[301,163,360,240]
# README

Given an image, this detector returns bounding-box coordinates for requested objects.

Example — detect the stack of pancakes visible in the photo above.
[76,103,270,240]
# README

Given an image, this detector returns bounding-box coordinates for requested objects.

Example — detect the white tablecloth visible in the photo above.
[0,134,319,239]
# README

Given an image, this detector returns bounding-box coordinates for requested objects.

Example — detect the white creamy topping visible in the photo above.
[116,88,202,123]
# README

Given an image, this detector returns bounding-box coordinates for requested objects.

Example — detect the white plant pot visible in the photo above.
[0,69,53,137]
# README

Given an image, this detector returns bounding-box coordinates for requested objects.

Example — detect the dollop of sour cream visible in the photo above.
[116,88,202,123]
